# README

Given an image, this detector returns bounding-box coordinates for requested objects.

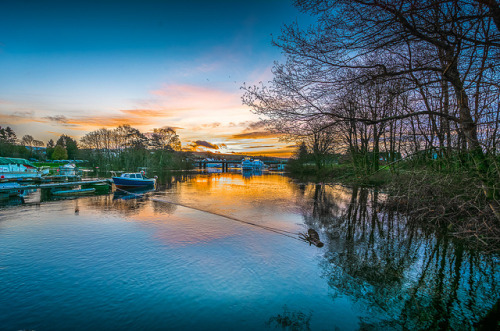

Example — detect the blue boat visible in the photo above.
[112,173,156,190]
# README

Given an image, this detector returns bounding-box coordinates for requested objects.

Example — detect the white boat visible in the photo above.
[0,157,45,179]
[252,159,264,170]
[241,158,254,171]
[241,158,264,171]
[57,163,80,177]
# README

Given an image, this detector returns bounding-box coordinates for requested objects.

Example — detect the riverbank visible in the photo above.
[289,164,500,251]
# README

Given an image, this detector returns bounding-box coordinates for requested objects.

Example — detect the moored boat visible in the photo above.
[241,158,254,171]
[57,163,80,177]
[252,159,264,170]
[52,188,96,196]
[0,157,46,179]
[112,173,156,189]
[241,158,264,171]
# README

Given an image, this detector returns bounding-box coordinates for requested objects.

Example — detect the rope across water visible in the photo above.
[114,187,303,241]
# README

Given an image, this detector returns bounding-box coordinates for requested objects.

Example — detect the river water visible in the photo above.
[0,171,499,330]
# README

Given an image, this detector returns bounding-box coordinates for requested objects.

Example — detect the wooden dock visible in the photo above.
[0,179,113,192]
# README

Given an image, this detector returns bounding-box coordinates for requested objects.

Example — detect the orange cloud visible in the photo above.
[0,111,45,124]
[231,131,282,139]
[240,148,295,158]
[119,108,195,118]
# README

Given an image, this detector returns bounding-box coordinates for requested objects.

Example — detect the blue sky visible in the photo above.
[0,0,313,156]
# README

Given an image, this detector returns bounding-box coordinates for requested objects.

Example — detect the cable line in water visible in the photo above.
[115,187,323,246]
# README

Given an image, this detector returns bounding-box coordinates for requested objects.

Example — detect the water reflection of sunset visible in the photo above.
[82,173,341,247]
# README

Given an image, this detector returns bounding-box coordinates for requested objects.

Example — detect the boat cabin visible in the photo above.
[120,173,145,179]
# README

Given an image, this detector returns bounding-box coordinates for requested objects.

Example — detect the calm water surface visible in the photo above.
[0,172,499,330]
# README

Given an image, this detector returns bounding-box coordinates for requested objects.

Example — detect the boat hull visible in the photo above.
[52,188,96,196]
[112,177,156,189]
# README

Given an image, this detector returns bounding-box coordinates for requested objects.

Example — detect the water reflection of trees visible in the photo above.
[298,184,500,329]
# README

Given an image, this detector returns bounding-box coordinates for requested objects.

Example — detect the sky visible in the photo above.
[0,0,313,157]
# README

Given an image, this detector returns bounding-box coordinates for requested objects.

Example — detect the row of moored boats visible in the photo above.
[1,157,270,199]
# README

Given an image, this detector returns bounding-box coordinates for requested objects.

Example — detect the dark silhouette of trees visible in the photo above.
[0,126,29,158]
[0,126,17,144]
[242,0,500,217]
[21,135,44,158]
[46,139,55,160]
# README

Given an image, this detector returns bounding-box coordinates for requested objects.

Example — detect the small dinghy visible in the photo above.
[52,188,96,196]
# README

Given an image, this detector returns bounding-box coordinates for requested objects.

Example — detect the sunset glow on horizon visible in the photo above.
[0,0,313,158]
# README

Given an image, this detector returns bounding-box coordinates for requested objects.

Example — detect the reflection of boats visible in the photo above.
[112,173,156,189]
[52,188,96,196]
[113,187,154,200]
[0,157,48,179]
[82,182,111,194]
[0,182,27,199]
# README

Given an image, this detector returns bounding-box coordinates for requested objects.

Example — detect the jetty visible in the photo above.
[0,179,113,192]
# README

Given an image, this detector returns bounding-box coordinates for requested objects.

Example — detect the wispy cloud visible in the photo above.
[246,145,275,149]
[245,120,268,130]
[231,131,281,139]
[44,115,69,123]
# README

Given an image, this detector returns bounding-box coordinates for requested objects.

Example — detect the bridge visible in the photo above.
[194,159,287,172]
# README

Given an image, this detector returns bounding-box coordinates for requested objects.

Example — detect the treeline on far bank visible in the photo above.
[78,125,192,172]
[0,125,192,172]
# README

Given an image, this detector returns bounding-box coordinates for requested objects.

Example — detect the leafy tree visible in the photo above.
[56,134,79,159]
[52,145,68,160]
